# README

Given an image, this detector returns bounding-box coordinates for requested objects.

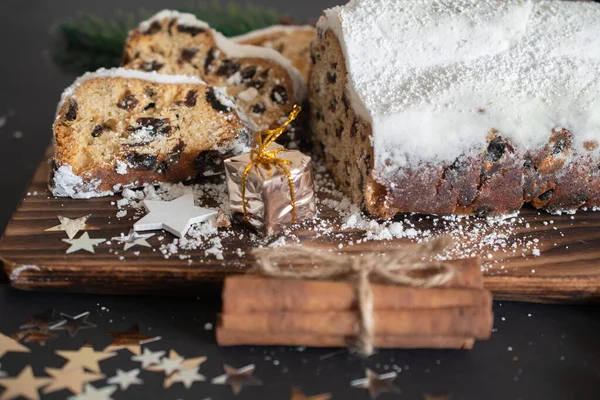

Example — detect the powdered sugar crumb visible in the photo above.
[103,158,575,274]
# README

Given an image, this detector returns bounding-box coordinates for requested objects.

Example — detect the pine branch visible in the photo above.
[50,2,283,75]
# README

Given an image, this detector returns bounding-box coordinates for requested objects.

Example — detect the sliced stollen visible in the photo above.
[122,10,307,132]
[51,68,251,199]
[310,0,600,218]
[232,25,316,83]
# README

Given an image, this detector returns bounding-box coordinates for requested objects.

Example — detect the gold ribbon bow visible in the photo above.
[252,236,455,356]
[241,105,302,224]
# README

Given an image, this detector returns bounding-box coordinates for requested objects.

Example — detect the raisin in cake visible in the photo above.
[310,0,600,218]
[51,68,250,198]
[233,25,316,83]
[122,10,306,132]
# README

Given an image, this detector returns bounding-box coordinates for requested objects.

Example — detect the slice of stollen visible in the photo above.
[51,68,251,198]
[122,10,307,132]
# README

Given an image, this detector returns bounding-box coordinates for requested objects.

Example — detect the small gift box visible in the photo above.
[224,106,316,235]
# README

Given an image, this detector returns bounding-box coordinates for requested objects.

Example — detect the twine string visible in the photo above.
[252,235,454,356]
[241,105,302,224]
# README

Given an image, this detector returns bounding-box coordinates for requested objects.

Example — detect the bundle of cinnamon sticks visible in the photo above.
[217,258,493,350]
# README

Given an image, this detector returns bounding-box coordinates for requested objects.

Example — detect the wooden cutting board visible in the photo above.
[1,147,600,303]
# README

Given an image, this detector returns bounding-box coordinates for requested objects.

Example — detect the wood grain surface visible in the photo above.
[1,147,600,303]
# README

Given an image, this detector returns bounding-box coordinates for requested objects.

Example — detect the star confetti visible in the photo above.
[211,364,262,396]
[165,367,205,389]
[290,387,332,400]
[0,332,30,358]
[67,384,117,400]
[50,312,96,337]
[45,214,98,239]
[133,191,217,238]
[0,365,52,400]
[112,230,154,251]
[62,232,106,254]
[148,350,206,376]
[56,343,117,373]
[43,367,105,395]
[131,348,165,369]
[21,329,57,346]
[351,369,401,399]
[147,353,184,376]
[104,324,161,355]
[107,369,143,391]
[20,309,64,331]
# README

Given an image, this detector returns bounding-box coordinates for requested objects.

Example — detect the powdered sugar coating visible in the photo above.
[137,10,307,103]
[139,9,210,32]
[319,0,600,175]
[51,165,114,198]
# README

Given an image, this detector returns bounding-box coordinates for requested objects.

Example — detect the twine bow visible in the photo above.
[241,105,302,224]
[252,236,455,356]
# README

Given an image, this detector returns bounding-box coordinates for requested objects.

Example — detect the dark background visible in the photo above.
[0,1,599,399]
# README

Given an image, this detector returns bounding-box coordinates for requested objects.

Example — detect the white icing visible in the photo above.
[231,25,316,42]
[139,9,210,32]
[57,67,207,113]
[319,0,600,176]
[51,165,114,199]
[138,10,307,101]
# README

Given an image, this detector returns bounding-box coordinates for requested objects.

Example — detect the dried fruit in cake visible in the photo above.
[122,10,306,132]
[309,0,600,217]
[232,25,316,83]
[51,68,251,198]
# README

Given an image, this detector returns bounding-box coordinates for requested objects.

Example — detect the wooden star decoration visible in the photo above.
[164,367,205,389]
[42,367,104,395]
[0,332,30,358]
[148,350,207,386]
[10,330,29,341]
[20,329,57,346]
[62,232,106,254]
[290,387,332,400]
[211,364,262,396]
[351,369,401,399]
[20,309,64,332]
[66,384,117,400]
[0,365,52,400]
[45,214,98,239]
[131,348,165,369]
[56,343,117,373]
[133,191,218,238]
[146,353,184,376]
[112,230,154,251]
[104,324,161,355]
[50,312,96,337]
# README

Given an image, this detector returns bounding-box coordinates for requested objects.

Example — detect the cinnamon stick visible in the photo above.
[217,329,475,349]
[223,275,489,315]
[220,308,493,339]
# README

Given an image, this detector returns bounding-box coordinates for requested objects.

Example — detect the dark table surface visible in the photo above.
[0,1,599,399]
